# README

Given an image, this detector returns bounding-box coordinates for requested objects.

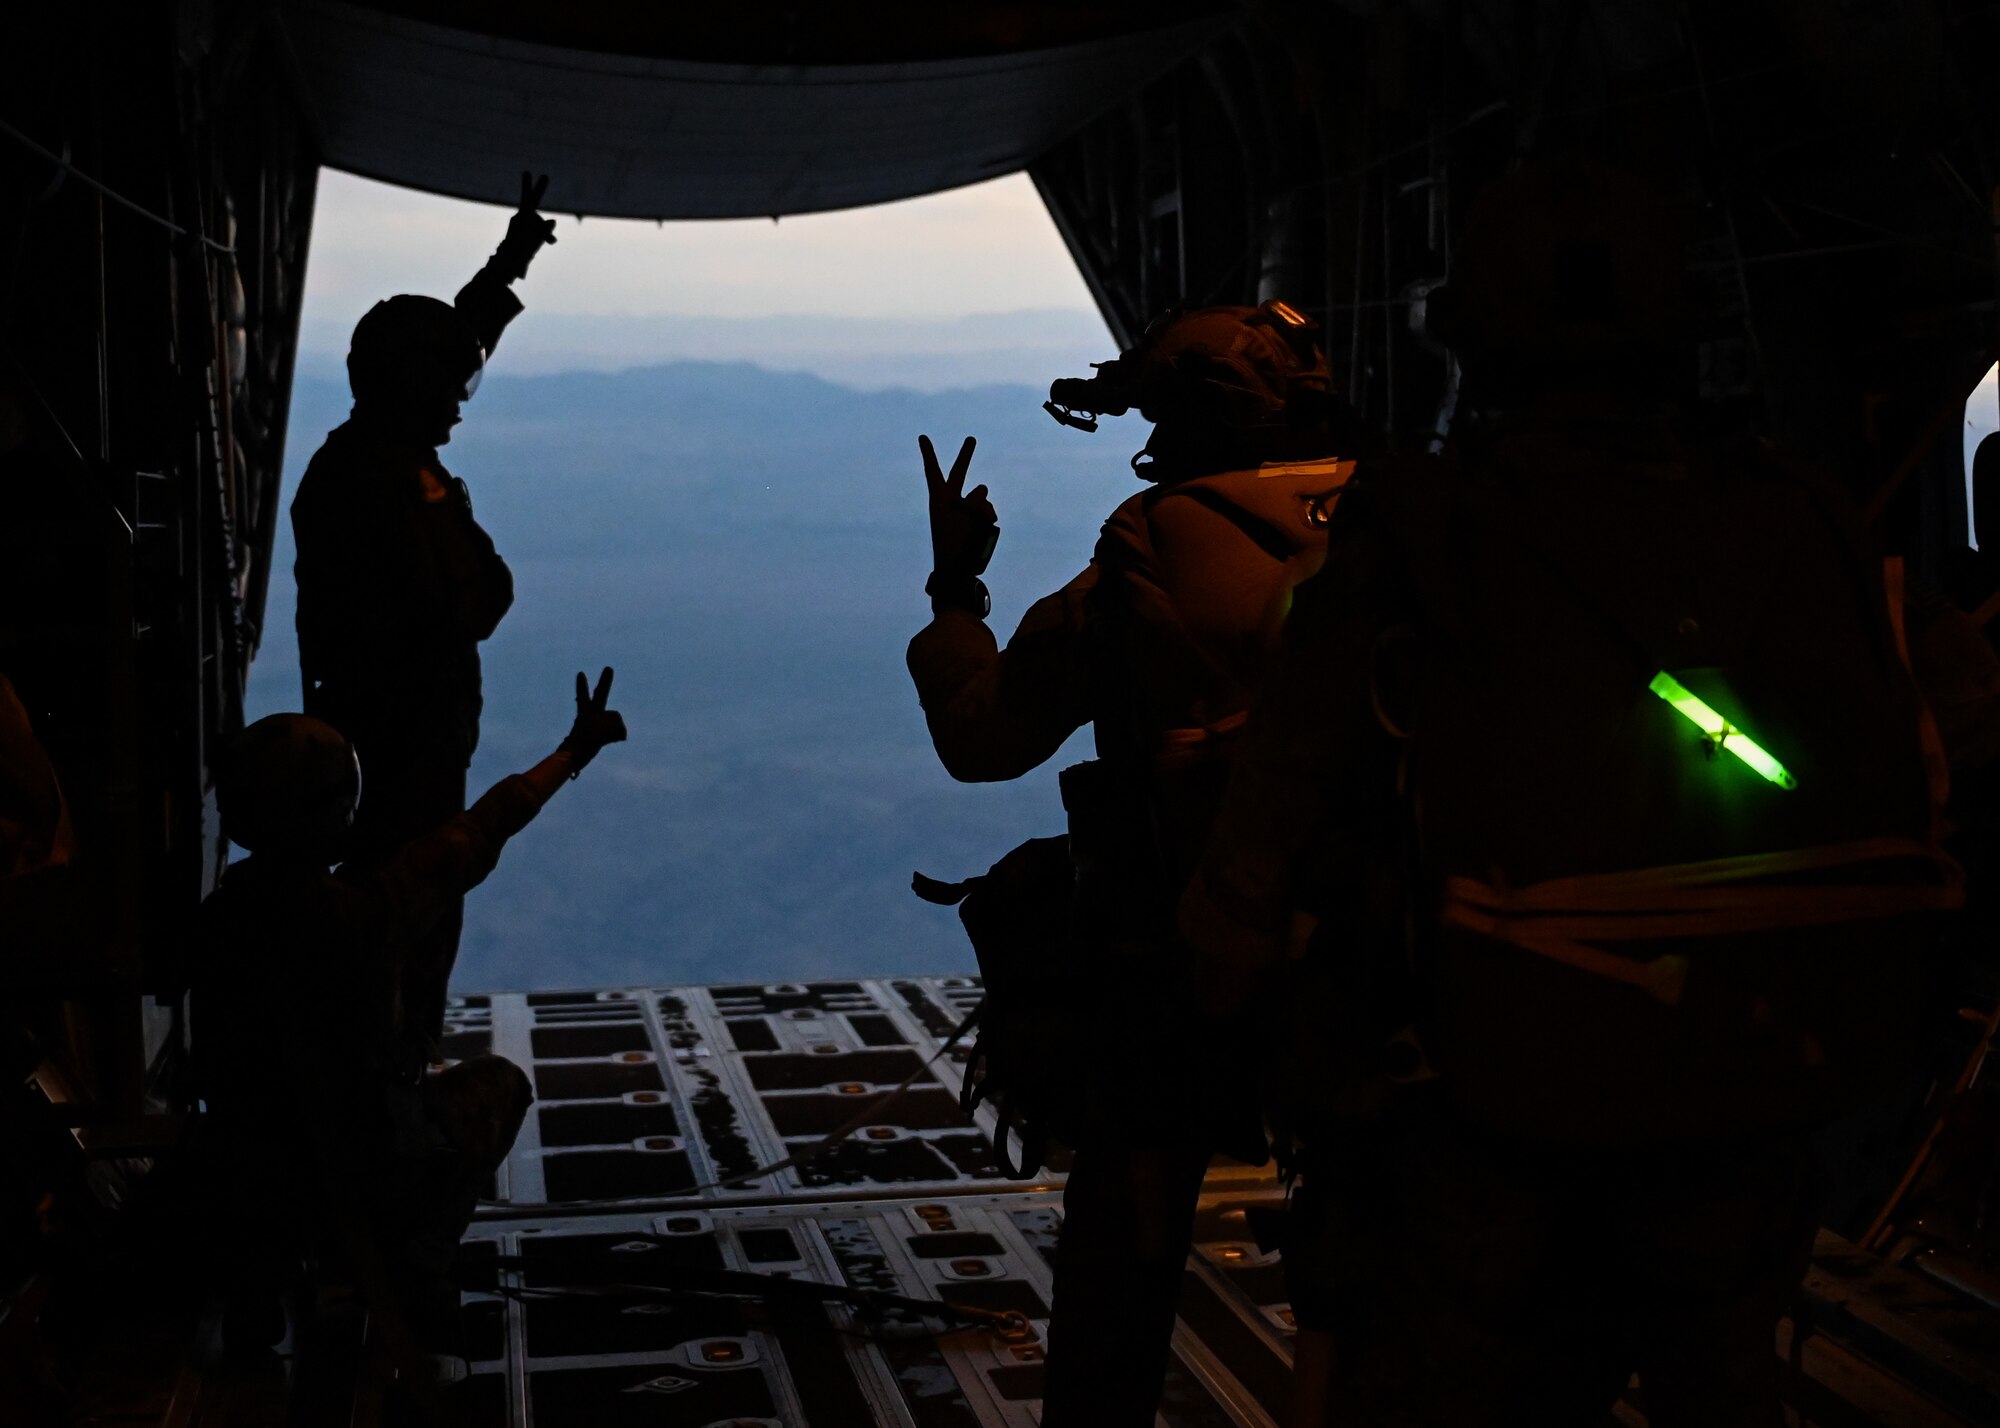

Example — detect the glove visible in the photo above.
[492,171,558,283]
[919,434,999,614]
[559,667,627,776]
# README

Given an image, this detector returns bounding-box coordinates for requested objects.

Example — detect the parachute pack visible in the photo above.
[1372,428,1959,1143]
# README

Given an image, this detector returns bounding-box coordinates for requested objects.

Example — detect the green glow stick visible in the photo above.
[1648,671,1797,790]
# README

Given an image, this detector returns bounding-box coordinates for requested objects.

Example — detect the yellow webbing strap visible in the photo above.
[1440,837,1963,1006]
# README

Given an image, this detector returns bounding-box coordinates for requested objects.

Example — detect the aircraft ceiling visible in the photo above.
[275,1,1232,218]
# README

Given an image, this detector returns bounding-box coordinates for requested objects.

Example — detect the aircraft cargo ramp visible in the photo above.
[39,974,2000,1427]
[345,980,2000,1425]
[445,974,1290,1428]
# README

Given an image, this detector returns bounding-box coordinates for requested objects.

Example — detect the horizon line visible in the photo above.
[296,303,1104,333]
[285,354,1083,399]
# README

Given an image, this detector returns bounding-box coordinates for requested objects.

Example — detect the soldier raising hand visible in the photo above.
[289,169,562,1052]
[907,304,1364,1427]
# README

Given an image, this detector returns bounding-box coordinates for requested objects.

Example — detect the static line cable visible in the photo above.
[477,1259,1025,1332]
[692,1000,983,1194]
[0,116,235,255]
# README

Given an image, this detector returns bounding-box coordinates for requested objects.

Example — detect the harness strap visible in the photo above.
[1451,836,1948,904]
[1155,709,1251,766]
[1439,837,1963,1006]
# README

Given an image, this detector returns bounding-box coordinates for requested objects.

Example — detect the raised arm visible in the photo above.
[518,666,627,802]
[368,666,627,932]
[905,434,1093,781]
[455,170,559,357]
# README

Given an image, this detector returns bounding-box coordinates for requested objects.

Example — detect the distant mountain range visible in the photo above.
[249,358,1149,991]
[295,307,1113,393]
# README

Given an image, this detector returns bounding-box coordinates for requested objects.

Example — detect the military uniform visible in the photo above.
[195,772,540,1347]
[912,459,1347,831]
[1185,412,1956,1427]
[291,267,521,1046]
[911,455,1349,1427]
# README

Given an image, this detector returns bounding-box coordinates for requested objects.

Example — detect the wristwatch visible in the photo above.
[925,571,991,618]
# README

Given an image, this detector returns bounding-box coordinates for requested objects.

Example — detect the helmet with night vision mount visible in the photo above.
[1045,300,1351,478]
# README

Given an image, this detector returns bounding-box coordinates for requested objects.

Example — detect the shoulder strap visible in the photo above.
[1166,483,1301,564]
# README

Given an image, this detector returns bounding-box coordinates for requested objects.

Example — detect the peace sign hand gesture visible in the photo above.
[496,170,559,281]
[560,666,627,775]
[919,434,999,584]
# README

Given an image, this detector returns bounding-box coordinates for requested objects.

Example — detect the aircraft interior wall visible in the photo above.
[2,5,317,1117]
[8,5,2000,1423]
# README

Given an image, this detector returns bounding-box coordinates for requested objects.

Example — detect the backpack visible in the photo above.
[1378,427,1959,1143]
[915,836,1094,1175]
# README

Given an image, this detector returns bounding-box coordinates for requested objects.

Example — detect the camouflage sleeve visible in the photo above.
[353,774,545,953]
[906,566,1097,782]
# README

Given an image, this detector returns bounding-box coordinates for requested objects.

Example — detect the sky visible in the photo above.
[250,165,1122,992]
[295,169,1107,386]
[1969,362,1998,550]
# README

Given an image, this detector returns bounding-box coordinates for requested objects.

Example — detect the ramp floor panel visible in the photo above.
[457,978,1288,1426]
[436,980,1996,1428]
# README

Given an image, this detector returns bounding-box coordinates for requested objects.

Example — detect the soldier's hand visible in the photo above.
[495,171,559,282]
[560,666,627,774]
[919,434,999,581]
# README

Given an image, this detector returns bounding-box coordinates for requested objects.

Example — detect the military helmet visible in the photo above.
[216,714,361,855]
[346,294,485,407]
[1127,302,1334,429]
[1048,300,1334,434]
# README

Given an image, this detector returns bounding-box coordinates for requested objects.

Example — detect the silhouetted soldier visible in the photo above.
[194,669,625,1361]
[1181,161,1960,1428]
[910,304,1360,1427]
[291,172,558,1055]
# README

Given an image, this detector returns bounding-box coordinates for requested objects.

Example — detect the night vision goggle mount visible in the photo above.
[1042,299,1321,433]
[1042,362,1125,432]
